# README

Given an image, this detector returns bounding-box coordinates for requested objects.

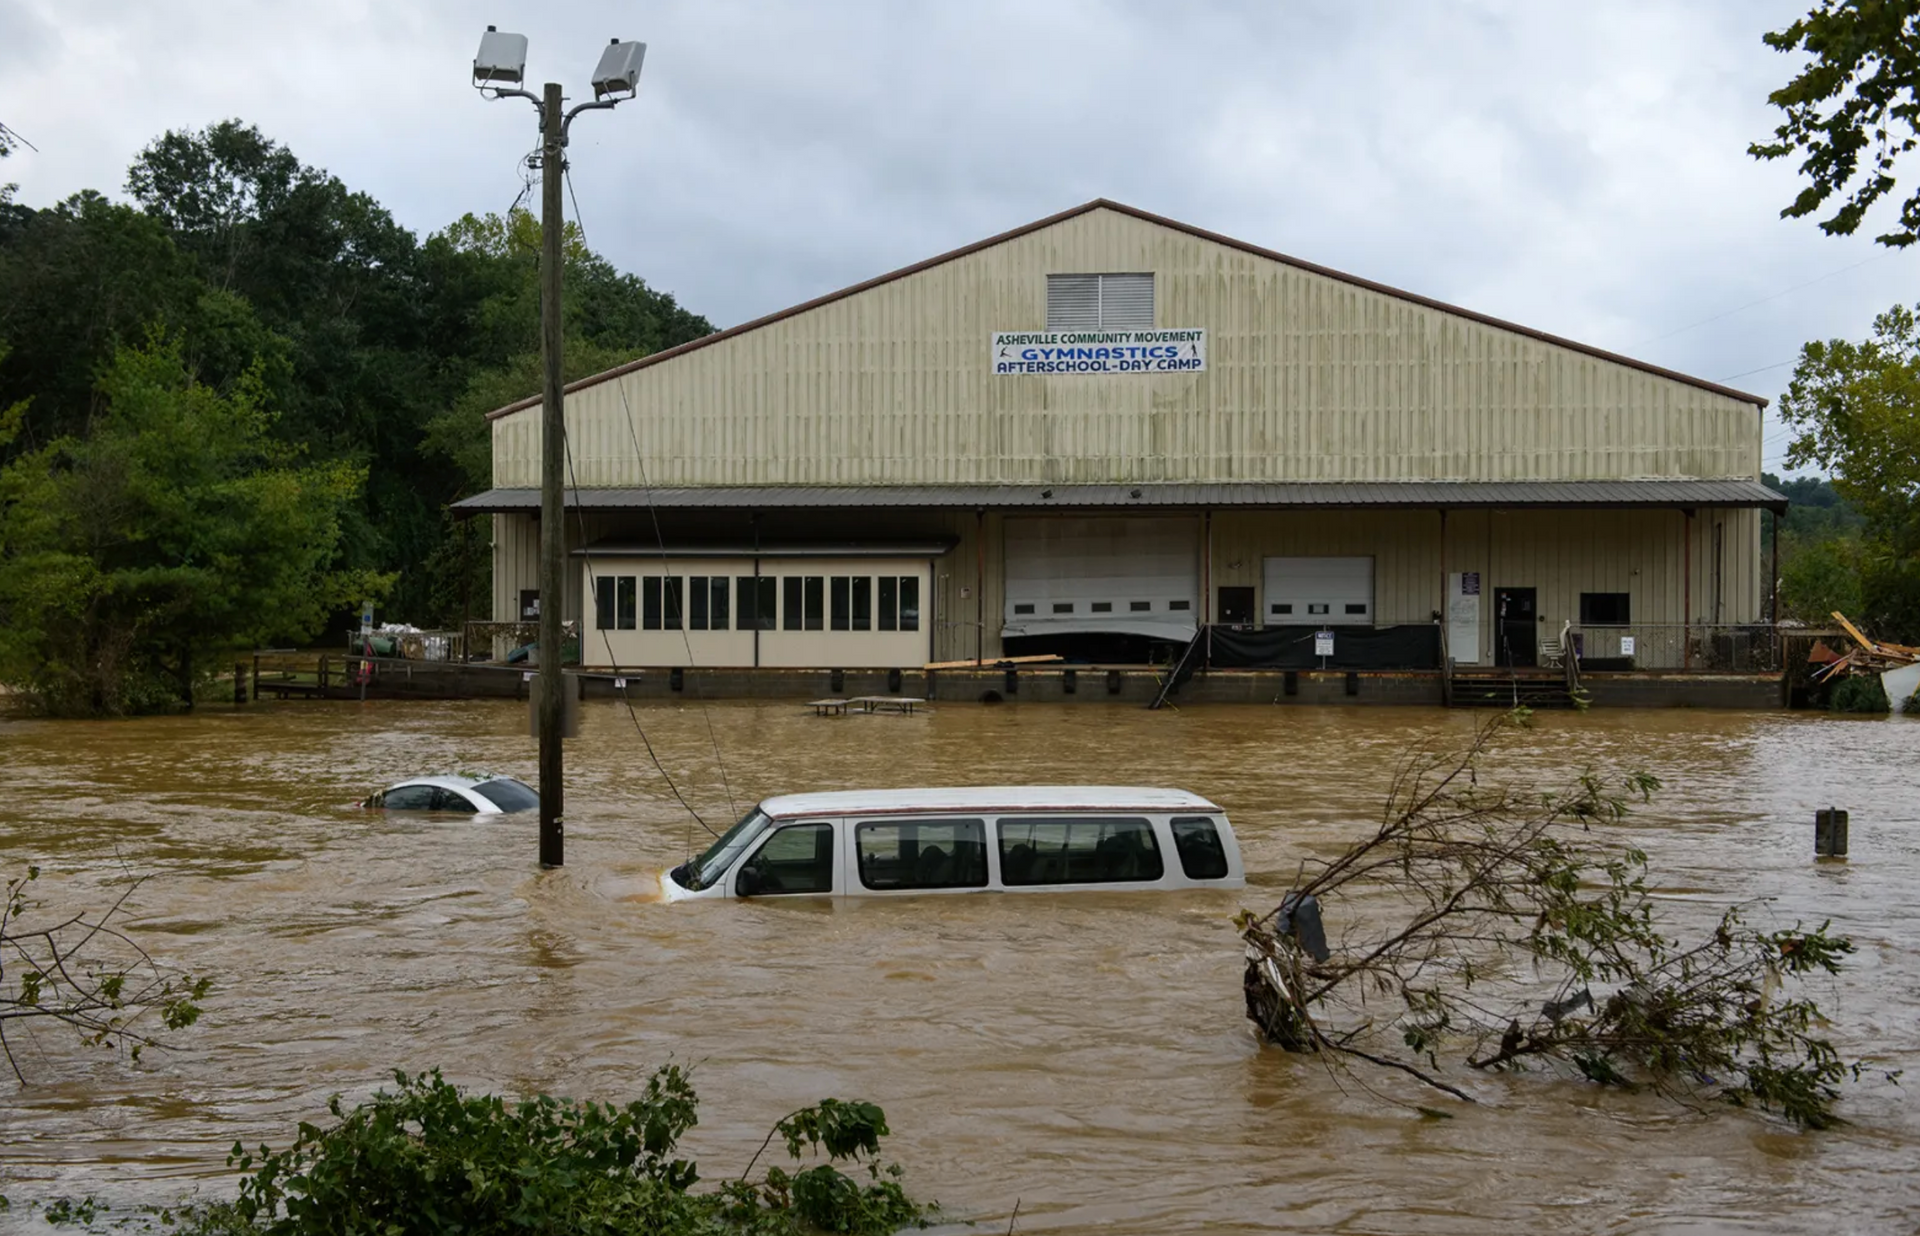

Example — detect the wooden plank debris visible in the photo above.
[922,654,1063,670]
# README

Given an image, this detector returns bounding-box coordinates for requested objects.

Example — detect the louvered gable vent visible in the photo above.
[1046,272,1154,330]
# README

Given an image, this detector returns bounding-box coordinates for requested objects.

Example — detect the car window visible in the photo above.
[856,818,988,890]
[381,784,437,811]
[1170,816,1230,879]
[996,816,1163,885]
[472,778,539,812]
[737,823,834,896]
[431,787,479,814]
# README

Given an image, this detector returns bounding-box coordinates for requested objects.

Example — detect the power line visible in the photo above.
[1717,359,1797,383]
[1634,251,1890,349]
[558,159,738,837]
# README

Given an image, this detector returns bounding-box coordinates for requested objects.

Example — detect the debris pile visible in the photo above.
[1810,611,1919,710]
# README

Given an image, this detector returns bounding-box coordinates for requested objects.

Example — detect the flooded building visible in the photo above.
[454,200,1783,677]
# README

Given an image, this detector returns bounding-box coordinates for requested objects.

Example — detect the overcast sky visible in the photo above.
[2,0,1912,475]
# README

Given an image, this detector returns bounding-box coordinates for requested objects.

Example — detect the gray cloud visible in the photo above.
[3,0,1913,474]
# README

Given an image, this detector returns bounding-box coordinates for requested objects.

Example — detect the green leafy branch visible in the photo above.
[1,866,210,1083]
[227,1067,926,1235]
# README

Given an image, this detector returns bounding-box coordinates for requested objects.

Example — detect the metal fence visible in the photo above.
[1571,624,1778,672]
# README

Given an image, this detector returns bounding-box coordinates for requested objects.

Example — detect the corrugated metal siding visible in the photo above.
[493,207,1761,491]
[1210,508,1762,663]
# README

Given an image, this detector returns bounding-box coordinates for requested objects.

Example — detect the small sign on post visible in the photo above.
[1314,629,1334,669]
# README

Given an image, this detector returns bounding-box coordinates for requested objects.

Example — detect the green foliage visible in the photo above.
[0,339,382,714]
[1778,531,1866,624]
[1751,2,1920,246]
[1,866,210,1082]
[0,120,715,631]
[1776,304,1920,640]
[223,1067,925,1236]
[1830,672,1892,713]
[1242,713,1871,1129]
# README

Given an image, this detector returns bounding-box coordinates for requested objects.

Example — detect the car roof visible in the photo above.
[757,785,1222,819]
[390,775,524,792]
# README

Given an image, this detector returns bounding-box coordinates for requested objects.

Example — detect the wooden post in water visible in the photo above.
[1815,808,1849,858]
[233,663,246,705]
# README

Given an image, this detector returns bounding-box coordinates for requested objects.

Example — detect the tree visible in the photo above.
[1776,303,1920,638]
[0,338,384,715]
[1240,713,1867,1128]
[1751,2,1920,246]
[0,192,288,460]
[1,866,210,1083]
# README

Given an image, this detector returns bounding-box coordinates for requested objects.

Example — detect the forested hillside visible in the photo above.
[0,120,712,713]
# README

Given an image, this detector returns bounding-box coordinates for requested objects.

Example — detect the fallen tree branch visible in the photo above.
[1240,711,1868,1129]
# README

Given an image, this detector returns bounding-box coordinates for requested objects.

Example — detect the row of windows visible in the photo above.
[1011,599,1192,616]
[1272,602,1370,616]
[594,574,920,633]
[737,815,1229,895]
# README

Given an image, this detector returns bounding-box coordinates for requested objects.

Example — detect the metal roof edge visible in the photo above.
[453,479,1788,513]
[484,199,1767,422]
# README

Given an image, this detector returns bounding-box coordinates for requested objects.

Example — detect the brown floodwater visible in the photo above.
[0,698,1915,1233]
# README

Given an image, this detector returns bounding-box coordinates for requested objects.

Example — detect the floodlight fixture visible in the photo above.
[591,38,646,101]
[473,25,528,88]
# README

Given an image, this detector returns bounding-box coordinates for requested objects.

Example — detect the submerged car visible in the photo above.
[664,785,1243,900]
[361,775,539,815]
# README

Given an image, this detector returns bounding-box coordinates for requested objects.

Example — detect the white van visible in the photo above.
[661,786,1244,900]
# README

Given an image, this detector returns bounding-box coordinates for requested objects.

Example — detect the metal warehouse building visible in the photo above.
[454,200,1783,683]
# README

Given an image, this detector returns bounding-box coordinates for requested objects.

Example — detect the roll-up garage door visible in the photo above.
[1004,517,1200,640]
[1263,556,1374,626]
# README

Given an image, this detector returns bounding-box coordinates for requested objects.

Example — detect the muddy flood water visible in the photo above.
[0,699,1916,1233]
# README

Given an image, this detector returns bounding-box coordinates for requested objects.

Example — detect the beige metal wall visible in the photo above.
[1210,507,1760,664]
[493,207,1762,489]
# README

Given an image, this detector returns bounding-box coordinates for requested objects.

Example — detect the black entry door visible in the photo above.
[1217,586,1255,626]
[1494,587,1537,667]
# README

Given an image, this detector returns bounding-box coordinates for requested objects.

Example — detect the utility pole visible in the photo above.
[536,79,566,868]
[473,28,645,870]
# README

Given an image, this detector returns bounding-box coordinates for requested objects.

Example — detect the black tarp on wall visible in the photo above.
[1207,624,1441,670]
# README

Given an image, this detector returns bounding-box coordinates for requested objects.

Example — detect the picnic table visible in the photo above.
[848,695,927,715]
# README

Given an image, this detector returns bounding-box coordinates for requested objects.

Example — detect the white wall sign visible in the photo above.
[613,677,627,689]
[1619,636,1636,657]
[992,329,1206,375]
[1314,630,1335,657]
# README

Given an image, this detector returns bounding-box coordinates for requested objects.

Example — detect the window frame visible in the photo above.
[854,817,989,892]
[994,815,1165,886]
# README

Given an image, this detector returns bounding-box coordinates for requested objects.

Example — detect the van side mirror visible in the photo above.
[735,864,763,897]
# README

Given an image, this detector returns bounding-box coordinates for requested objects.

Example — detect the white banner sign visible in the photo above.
[992,329,1206,375]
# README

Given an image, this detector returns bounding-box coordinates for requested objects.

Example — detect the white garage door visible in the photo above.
[1004,517,1199,640]
[1264,556,1374,626]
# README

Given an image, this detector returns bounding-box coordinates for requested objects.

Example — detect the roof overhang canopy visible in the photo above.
[454,479,1789,515]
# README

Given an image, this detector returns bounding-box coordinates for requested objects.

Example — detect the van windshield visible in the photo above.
[685,808,772,890]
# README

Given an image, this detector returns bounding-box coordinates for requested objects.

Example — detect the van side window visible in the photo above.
[1170,816,1229,879]
[856,819,988,890]
[996,817,1163,885]
[737,823,834,896]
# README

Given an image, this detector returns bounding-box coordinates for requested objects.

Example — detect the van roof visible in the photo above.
[758,785,1222,818]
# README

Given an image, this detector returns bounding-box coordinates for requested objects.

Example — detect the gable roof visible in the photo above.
[486,199,1766,421]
